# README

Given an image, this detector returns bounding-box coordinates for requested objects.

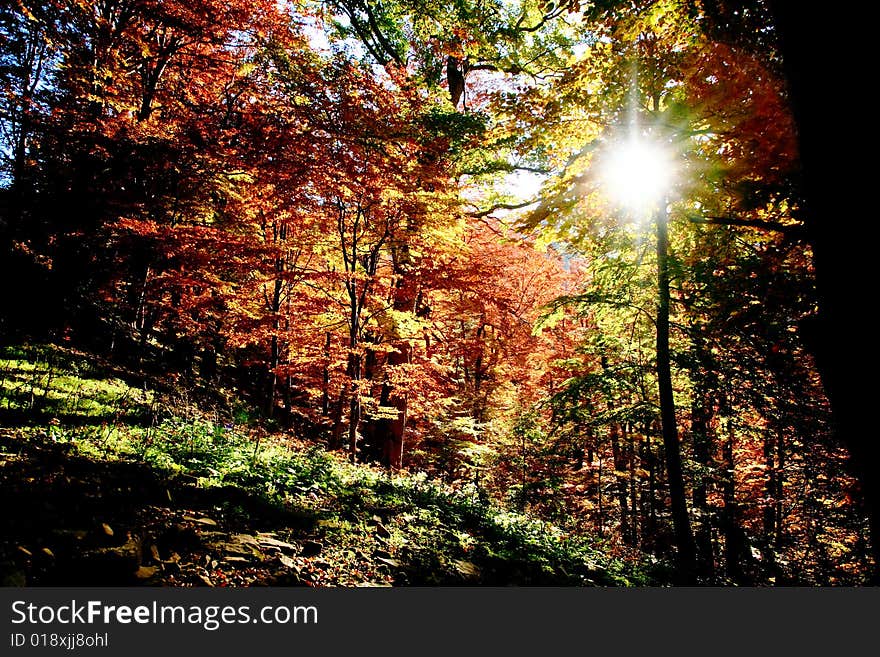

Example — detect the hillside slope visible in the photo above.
[0,345,660,587]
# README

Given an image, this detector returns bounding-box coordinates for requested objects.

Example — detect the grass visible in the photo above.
[0,344,152,425]
[0,344,663,586]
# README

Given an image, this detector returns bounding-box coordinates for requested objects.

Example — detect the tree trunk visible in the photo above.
[597,451,604,537]
[346,342,362,463]
[266,333,279,418]
[322,332,332,417]
[628,425,639,544]
[372,241,419,468]
[769,1,879,580]
[348,378,360,463]
[610,420,631,543]
[377,344,409,469]
[722,419,743,582]
[643,421,658,542]
[655,202,697,577]
[763,433,778,545]
[691,374,715,577]
[329,387,346,450]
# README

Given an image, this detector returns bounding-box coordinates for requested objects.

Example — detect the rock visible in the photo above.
[301,540,322,557]
[277,554,299,571]
[377,556,401,568]
[268,572,303,586]
[453,560,480,579]
[376,523,391,539]
[134,566,158,580]
[256,534,298,553]
[230,535,262,557]
[204,534,262,559]
[158,524,201,554]
[93,523,125,548]
[183,515,218,527]
[49,529,89,550]
[78,537,143,584]
[196,573,214,587]
[231,534,261,548]
[149,544,161,563]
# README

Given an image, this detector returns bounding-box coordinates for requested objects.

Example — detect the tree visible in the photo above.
[766,0,879,580]
[489,0,861,580]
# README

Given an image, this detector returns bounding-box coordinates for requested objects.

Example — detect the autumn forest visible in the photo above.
[0,0,873,587]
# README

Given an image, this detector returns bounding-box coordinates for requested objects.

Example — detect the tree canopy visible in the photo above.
[0,0,872,585]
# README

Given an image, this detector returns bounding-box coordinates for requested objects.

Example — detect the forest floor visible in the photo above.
[0,344,659,587]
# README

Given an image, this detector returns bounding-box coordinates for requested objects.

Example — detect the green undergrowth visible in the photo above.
[1,344,663,586]
[1,344,151,423]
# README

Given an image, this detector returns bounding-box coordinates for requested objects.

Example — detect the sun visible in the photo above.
[600,138,674,216]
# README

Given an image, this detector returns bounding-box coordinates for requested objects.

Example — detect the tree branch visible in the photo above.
[466,199,539,218]
[458,163,552,176]
[514,5,568,33]
[687,214,805,237]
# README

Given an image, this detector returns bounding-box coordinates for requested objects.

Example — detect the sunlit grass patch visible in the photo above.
[0,344,151,423]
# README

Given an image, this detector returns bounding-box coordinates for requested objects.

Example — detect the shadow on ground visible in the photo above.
[0,433,320,586]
